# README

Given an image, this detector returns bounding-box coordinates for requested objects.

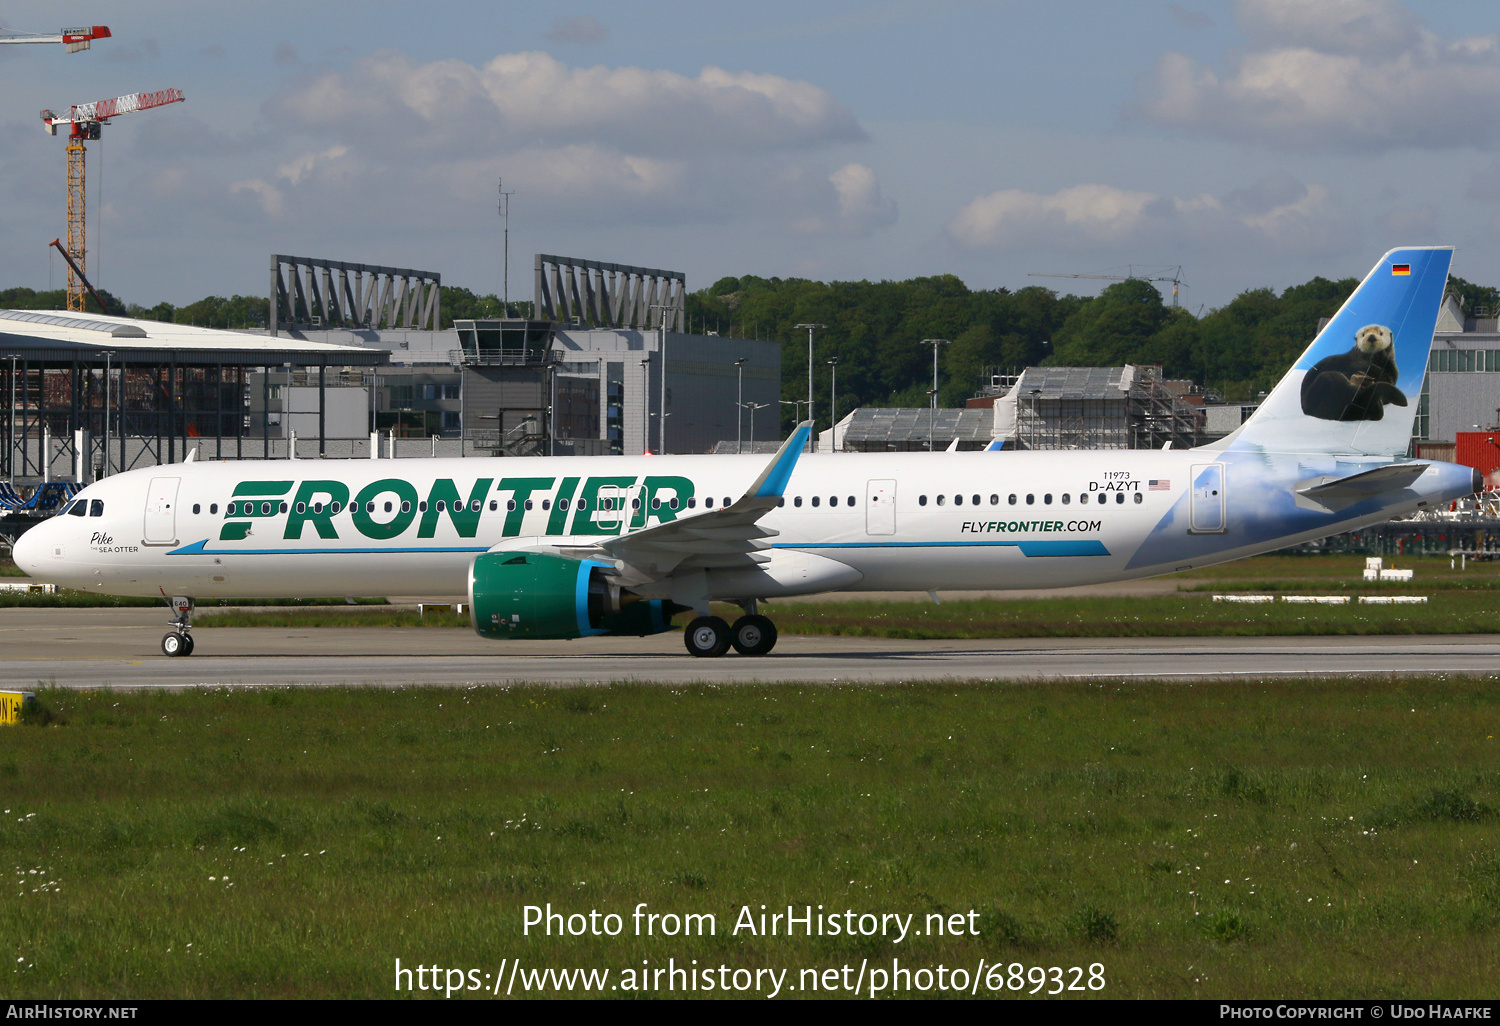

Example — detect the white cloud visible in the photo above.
[947,176,1344,253]
[793,164,898,236]
[228,145,351,216]
[229,178,284,217]
[1237,0,1422,56]
[267,50,864,156]
[234,49,884,235]
[276,144,349,186]
[1138,0,1500,150]
[948,184,1157,248]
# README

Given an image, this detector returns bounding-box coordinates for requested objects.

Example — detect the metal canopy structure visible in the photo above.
[0,310,386,482]
[840,408,993,452]
[535,254,685,331]
[271,255,441,335]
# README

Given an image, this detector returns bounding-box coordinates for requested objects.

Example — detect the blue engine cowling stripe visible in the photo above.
[575,558,612,637]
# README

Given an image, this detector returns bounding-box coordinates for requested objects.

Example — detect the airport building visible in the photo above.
[0,253,780,499]
[266,253,781,457]
[1413,293,1500,446]
[0,307,386,485]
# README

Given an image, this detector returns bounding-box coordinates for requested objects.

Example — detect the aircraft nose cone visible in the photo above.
[11,523,47,577]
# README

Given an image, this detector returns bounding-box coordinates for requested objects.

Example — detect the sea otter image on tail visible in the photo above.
[1299,323,1406,421]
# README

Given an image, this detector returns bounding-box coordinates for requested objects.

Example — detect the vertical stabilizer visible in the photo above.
[1225,247,1451,456]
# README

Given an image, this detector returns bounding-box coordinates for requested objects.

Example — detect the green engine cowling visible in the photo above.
[468,552,682,640]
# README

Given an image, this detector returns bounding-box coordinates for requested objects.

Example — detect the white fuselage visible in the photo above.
[12,447,1475,600]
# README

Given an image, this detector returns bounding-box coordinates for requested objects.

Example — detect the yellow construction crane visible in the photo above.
[1029,266,1187,307]
[41,88,185,311]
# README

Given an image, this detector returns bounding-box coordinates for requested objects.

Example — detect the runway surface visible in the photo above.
[2,608,1498,688]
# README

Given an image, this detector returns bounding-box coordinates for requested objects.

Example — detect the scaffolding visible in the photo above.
[1008,364,1200,450]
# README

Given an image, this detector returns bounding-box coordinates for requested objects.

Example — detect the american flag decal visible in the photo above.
[1149,479,1170,490]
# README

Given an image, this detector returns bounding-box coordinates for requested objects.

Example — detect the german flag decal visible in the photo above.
[1392,263,1411,275]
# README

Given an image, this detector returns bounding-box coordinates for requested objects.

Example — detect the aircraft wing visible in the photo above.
[601,422,812,584]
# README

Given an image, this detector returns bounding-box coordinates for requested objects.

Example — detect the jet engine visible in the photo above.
[468,552,682,640]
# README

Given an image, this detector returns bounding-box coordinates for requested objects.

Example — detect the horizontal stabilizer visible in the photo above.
[1294,463,1428,513]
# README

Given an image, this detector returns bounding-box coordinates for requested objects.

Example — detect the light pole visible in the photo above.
[779,399,812,451]
[102,351,112,476]
[498,177,514,314]
[826,357,839,452]
[639,354,652,454]
[6,356,15,480]
[734,357,748,454]
[920,338,950,453]
[650,303,675,454]
[794,323,825,450]
[742,402,770,450]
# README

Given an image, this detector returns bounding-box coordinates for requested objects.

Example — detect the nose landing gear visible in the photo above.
[161,594,196,657]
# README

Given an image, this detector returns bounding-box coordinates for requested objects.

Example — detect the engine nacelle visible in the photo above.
[468,552,682,640]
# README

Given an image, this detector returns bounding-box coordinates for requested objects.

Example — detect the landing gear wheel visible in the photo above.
[161,631,189,657]
[730,614,777,656]
[181,633,195,657]
[684,616,731,658]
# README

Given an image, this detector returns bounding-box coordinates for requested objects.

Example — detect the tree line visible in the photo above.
[7,270,1493,434]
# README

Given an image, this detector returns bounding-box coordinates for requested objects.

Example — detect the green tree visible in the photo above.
[1050,279,1172,368]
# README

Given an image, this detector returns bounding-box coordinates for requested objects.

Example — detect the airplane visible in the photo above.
[12,246,1479,659]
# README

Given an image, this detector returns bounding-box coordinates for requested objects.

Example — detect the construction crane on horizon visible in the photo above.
[1029,266,1187,308]
[41,88,185,312]
[0,24,110,52]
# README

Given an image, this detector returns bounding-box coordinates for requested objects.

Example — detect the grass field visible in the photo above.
[4,679,1498,999]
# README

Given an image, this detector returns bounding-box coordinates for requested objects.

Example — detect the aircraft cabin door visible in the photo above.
[866,479,896,535]
[144,476,181,544]
[1189,463,1227,534]
[595,485,625,534]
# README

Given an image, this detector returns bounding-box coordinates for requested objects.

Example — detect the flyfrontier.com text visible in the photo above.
[523,903,983,943]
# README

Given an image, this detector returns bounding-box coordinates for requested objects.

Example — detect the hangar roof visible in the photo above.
[842,407,992,444]
[0,309,388,366]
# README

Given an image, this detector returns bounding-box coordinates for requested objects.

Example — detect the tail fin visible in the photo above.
[1224,246,1451,456]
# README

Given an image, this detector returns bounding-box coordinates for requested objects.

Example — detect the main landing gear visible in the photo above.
[161,595,196,657]
[683,610,778,658]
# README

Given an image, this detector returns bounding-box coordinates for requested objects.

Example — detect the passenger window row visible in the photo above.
[196,492,727,518]
[775,496,859,508]
[918,491,1144,507]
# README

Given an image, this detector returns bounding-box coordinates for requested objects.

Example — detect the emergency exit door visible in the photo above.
[866,479,896,535]
[1189,463,1226,534]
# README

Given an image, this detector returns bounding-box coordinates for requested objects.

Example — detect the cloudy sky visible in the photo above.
[3,0,1500,311]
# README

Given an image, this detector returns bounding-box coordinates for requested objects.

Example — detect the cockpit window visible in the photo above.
[67,500,87,517]
[90,499,105,517]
